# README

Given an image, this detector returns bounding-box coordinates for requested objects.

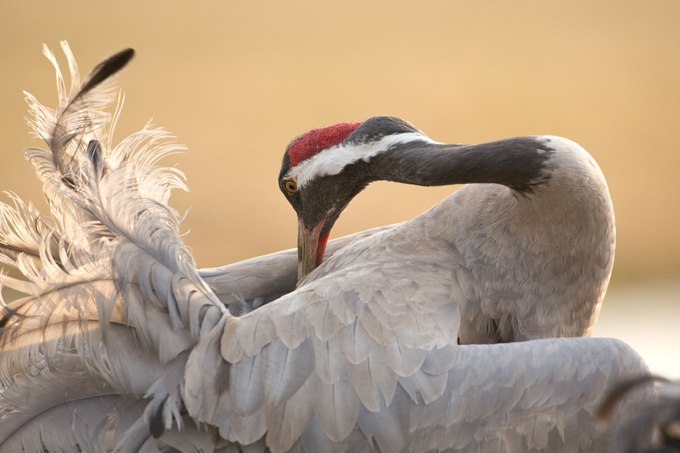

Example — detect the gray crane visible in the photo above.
[273,114,615,344]
[0,43,653,452]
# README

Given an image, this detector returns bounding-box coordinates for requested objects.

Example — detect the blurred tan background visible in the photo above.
[1,2,678,373]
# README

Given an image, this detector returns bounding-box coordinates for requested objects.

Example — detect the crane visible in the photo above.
[274,115,615,344]
[0,43,654,452]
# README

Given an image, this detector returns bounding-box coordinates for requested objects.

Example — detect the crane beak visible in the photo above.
[297,217,328,283]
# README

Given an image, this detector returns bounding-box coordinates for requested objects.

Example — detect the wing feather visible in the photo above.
[337,316,372,366]
[198,225,392,310]
[185,252,652,452]
[264,338,316,407]
[311,335,346,385]
[1,43,227,451]
[313,377,362,443]
[265,376,315,452]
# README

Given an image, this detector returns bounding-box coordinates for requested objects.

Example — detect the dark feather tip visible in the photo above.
[61,175,77,189]
[87,140,103,171]
[79,48,135,97]
[149,395,169,438]
[0,308,10,329]
[0,305,22,328]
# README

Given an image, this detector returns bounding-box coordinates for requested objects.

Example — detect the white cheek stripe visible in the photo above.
[290,132,439,188]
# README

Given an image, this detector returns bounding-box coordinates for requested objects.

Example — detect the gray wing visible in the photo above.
[185,257,651,452]
[200,225,392,314]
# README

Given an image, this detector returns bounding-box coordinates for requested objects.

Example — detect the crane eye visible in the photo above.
[283,178,298,195]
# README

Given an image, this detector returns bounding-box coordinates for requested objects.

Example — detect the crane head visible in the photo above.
[278,116,423,282]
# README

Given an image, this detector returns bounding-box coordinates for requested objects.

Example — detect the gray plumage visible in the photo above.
[0,43,654,452]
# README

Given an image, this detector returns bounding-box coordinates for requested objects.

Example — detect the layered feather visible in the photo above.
[187,256,653,452]
[0,42,224,452]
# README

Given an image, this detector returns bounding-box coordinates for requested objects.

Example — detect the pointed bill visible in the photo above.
[297,218,325,282]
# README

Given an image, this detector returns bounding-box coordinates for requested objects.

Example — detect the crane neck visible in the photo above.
[368,137,555,193]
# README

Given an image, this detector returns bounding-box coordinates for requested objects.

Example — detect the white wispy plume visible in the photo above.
[0,42,225,451]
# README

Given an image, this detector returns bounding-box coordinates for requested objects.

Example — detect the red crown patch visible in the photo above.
[287,122,361,166]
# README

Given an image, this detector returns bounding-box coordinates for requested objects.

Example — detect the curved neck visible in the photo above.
[368,137,554,193]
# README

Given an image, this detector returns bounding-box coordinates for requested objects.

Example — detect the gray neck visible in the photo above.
[368,137,554,193]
